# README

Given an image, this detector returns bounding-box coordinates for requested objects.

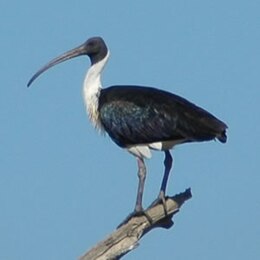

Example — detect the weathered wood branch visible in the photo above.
[79,188,192,260]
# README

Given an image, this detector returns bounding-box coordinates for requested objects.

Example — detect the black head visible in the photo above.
[27,36,108,87]
[84,37,108,65]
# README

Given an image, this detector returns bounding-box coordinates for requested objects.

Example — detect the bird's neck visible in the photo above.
[83,51,110,130]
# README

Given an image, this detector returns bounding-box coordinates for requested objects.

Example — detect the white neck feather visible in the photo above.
[83,51,110,130]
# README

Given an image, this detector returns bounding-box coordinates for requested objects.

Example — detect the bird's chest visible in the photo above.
[87,95,99,124]
[83,83,104,132]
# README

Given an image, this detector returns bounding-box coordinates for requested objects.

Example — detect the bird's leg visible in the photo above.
[118,157,152,227]
[148,150,173,215]
[135,157,147,212]
[159,150,173,200]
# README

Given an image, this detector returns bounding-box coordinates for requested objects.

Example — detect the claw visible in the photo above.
[117,209,153,228]
[148,191,168,216]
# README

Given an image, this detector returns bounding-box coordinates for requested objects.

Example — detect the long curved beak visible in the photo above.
[27,44,86,87]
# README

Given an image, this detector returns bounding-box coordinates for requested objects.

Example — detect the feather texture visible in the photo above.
[98,85,227,148]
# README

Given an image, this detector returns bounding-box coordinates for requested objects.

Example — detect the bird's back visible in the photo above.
[98,85,227,148]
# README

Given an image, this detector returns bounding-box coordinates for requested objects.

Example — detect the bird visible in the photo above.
[27,36,227,218]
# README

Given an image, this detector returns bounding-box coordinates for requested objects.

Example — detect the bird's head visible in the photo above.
[27,36,108,87]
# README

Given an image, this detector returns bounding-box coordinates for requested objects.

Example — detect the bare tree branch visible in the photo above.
[79,188,192,260]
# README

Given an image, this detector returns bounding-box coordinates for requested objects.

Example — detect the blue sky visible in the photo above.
[1,0,259,259]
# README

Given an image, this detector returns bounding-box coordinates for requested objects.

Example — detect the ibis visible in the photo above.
[28,36,227,216]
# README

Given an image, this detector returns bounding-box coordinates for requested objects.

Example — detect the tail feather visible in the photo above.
[217,129,227,143]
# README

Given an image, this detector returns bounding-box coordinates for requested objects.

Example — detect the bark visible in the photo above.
[79,188,192,260]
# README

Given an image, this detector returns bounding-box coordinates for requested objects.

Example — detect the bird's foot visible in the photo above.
[148,192,168,216]
[117,208,153,228]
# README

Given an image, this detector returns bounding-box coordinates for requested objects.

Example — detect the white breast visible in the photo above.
[83,51,110,131]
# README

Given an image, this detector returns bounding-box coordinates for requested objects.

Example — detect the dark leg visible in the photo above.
[148,150,173,214]
[135,157,147,212]
[159,150,173,199]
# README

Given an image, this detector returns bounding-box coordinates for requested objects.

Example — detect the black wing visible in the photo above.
[99,86,227,148]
